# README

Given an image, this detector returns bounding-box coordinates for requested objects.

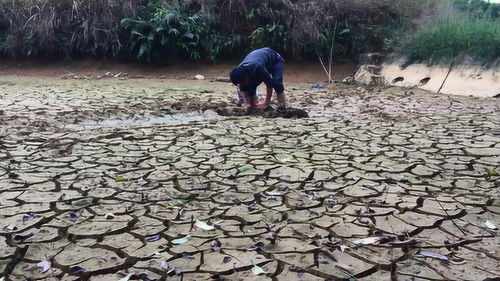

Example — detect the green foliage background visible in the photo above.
[0,0,498,63]
[402,0,500,64]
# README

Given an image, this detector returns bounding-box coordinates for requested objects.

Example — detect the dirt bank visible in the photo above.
[381,61,500,98]
[0,59,356,83]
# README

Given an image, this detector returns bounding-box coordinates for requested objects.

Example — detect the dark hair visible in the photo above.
[230,66,246,85]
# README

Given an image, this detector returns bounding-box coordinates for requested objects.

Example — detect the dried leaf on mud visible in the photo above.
[417,250,448,261]
[118,273,133,281]
[145,234,161,242]
[352,237,382,245]
[37,260,52,273]
[115,177,129,182]
[485,220,497,230]
[239,165,255,173]
[172,235,191,245]
[195,219,215,231]
[251,264,266,275]
[453,219,469,227]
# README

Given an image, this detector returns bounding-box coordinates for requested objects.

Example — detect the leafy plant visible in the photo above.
[121,3,237,62]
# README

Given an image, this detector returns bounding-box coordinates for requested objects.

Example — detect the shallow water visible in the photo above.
[66,110,222,130]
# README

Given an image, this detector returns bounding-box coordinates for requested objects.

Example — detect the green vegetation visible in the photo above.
[0,0,433,62]
[402,0,500,64]
[0,0,498,64]
[120,3,239,61]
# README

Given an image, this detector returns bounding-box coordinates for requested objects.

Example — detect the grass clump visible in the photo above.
[403,1,500,64]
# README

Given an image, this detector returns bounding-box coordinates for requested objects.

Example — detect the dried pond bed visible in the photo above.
[0,76,499,281]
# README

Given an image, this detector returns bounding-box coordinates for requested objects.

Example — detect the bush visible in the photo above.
[402,2,500,64]
[120,3,241,61]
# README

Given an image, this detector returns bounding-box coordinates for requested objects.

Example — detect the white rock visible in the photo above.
[194,74,205,80]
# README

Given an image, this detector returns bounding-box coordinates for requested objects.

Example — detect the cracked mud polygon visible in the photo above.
[0,76,499,281]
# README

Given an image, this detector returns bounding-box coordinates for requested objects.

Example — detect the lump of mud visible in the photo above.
[216,106,309,118]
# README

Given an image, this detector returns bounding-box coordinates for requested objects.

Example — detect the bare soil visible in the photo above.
[0,73,499,281]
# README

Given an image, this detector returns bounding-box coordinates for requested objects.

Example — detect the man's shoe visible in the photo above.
[245,105,257,114]
[277,105,287,113]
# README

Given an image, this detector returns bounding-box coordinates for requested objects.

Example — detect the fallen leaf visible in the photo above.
[22,213,38,221]
[340,245,349,252]
[72,198,91,207]
[308,210,319,217]
[239,165,255,173]
[247,205,259,213]
[145,234,161,242]
[453,219,469,227]
[22,264,35,271]
[172,235,191,245]
[417,250,448,261]
[246,242,264,252]
[211,240,221,252]
[449,256,466,265]
[105,213,115,220]
[115,177,129,182]
[368,224,377,233]
[167,266,176,274]
[485,220,497,230]
[165,204,179,209]
[251,265,266,275]
[100,257,117,262]
[182,253,195,259]
[266,191,283,196]
[68,212,80,221]
[69,266,86,275]
[2,224,17,232]
[276,154,295,163]
[118,273,133,281]
[37,260,51,273]
[195,219,215,231]
[490,169,499,176]
[14,232,34,241]
[352,237,382,245]
[160,261,169,271]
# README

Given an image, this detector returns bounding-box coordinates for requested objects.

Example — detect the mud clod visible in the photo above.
[216,106,309,118]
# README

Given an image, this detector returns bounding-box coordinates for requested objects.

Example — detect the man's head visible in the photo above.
[230,66,248,85]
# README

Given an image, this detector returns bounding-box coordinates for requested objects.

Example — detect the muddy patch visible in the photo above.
[216,106,309,118]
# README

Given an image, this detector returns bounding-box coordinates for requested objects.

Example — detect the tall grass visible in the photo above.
[403,1,500,64]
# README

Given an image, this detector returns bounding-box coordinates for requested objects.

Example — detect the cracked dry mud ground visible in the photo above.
[0,76,499,281]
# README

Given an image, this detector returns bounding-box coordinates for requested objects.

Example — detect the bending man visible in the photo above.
[229,47,286,111]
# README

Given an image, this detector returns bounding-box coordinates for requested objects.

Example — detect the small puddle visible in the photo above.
[67,110,222,130]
